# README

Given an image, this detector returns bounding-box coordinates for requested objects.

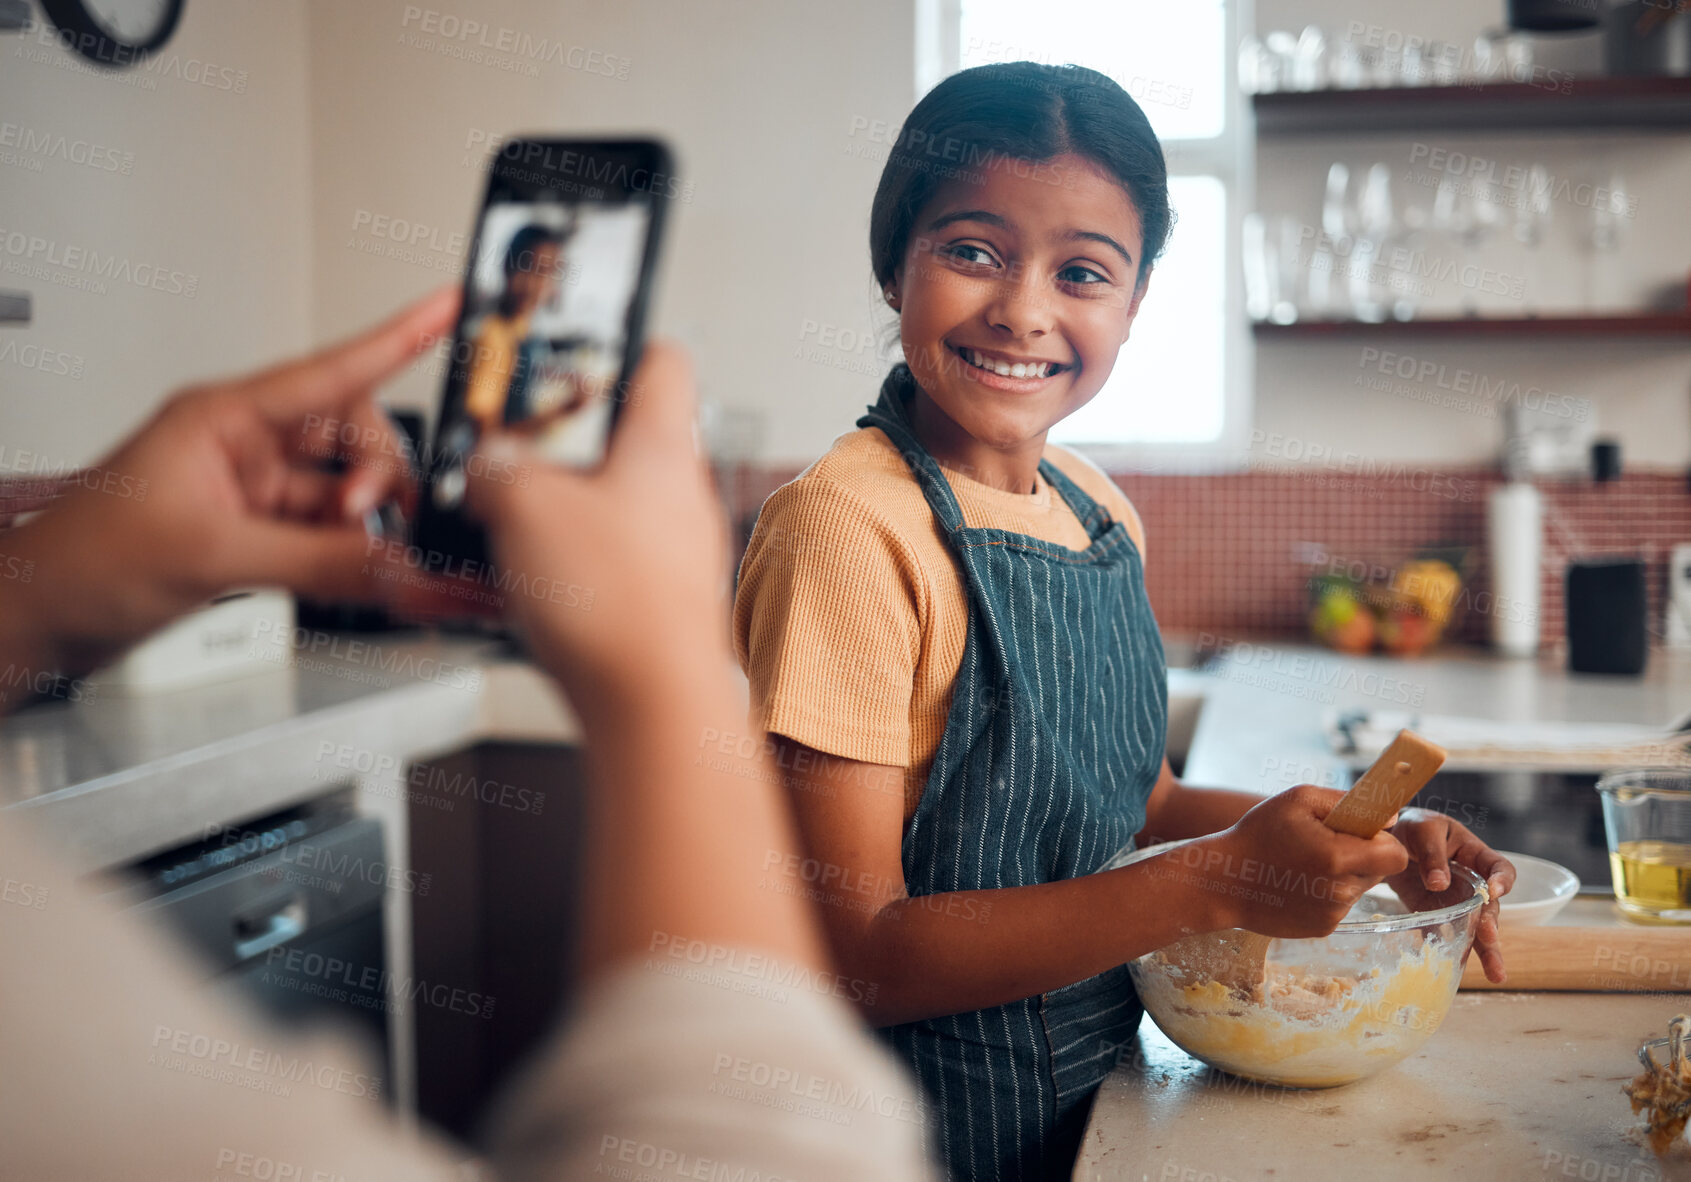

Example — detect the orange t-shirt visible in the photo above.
[732,425,1148,824]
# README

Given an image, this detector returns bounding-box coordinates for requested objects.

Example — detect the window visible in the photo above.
[919,0,1252,468]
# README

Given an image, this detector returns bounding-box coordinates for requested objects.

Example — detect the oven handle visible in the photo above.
[232,895,307,961]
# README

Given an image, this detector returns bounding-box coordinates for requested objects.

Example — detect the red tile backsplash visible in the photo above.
[724,463,1691,654]
[11,461,1685,655]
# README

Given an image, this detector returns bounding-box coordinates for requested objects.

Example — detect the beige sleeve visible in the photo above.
[0,807,937,1182]
[0,812,467,1182]
[487,958,938,1182]
[733,477,924,767]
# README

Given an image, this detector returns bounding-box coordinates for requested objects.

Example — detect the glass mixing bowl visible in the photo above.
[1125,851,1486,1089]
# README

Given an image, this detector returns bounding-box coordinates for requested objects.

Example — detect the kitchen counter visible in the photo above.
[0,633,580,872]
[1076,992,1689,1182]
[1172,639,1691,795]
[0,631,586,1118]
[1081,641,1691,1180]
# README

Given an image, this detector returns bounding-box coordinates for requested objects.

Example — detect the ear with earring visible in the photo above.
[884,286,900,311]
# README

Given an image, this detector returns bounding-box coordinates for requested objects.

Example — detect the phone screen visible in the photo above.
[416,138,671,570]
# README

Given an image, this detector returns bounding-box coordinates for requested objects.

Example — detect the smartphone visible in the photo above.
[413,136,674,576]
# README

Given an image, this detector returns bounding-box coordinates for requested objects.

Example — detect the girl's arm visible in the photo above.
[1136,757,1263,843]
[774,738,1405,1027]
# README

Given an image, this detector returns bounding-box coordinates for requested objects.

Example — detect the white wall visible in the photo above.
[7,1,1678,474]
[1252,0,1691,468]
[304,0,916,464]
[0,0,314,467]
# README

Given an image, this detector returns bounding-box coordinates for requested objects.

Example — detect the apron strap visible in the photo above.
[1037,456,1114,541]
[858,365,1121,544]
[856,365,968,535]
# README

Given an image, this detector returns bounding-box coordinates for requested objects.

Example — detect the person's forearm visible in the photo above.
[1140,781,1265,843]
[565,653,829,983]
[841,846,1239,1027]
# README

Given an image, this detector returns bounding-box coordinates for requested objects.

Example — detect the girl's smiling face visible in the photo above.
[893,152,1150,477]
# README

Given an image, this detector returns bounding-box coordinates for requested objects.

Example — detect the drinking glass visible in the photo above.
[1596,770,1691,924]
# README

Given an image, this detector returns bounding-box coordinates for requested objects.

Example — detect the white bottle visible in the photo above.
[1487,480,1543,657]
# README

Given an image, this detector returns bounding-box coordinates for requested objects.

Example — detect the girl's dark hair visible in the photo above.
[502,224,566,277]
[869,61,1172,292]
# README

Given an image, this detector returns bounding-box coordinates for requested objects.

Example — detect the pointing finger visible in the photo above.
[246,286,460,423]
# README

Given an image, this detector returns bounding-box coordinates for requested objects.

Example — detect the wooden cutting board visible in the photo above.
[1459,919,1691,991]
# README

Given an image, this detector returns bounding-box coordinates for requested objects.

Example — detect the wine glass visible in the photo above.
[1348,163,1399,322]
[1589,171,1632,310]
[1238,35,1274,95]
[1510,163,1553,313]
[1591,171,1631,252]
[1242,212,1273,321]
[1434,176,1503,314]
[1291,25,1328,91]
[1273,217,1304,323]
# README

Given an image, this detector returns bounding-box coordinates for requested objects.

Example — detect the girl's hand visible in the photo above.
[1199,785,1411,937]
[1385,808,1516,984]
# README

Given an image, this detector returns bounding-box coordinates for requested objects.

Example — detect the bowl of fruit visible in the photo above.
[1308,554,1465,658]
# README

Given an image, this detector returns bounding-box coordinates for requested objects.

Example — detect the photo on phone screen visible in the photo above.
[416,138,672,572]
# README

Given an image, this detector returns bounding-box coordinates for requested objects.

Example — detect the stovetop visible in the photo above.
[1343,767,1612,893]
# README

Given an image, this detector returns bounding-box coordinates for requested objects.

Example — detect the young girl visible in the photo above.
[734,62,1512,1182]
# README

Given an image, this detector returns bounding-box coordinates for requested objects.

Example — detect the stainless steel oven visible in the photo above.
[110,795,391,1071]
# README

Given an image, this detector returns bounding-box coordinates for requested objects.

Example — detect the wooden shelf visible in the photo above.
[1253,77,1691,134]
[1252,312,1691,339]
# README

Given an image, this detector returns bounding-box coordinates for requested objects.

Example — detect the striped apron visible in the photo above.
[859,371,1168,1182]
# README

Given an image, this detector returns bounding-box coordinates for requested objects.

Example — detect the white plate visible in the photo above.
[1495,851,1580,926]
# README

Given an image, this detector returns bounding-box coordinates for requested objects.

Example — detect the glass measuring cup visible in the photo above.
[1596,769,1691,924]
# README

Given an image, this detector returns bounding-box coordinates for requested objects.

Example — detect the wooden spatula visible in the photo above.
[1190,729,1450,998]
